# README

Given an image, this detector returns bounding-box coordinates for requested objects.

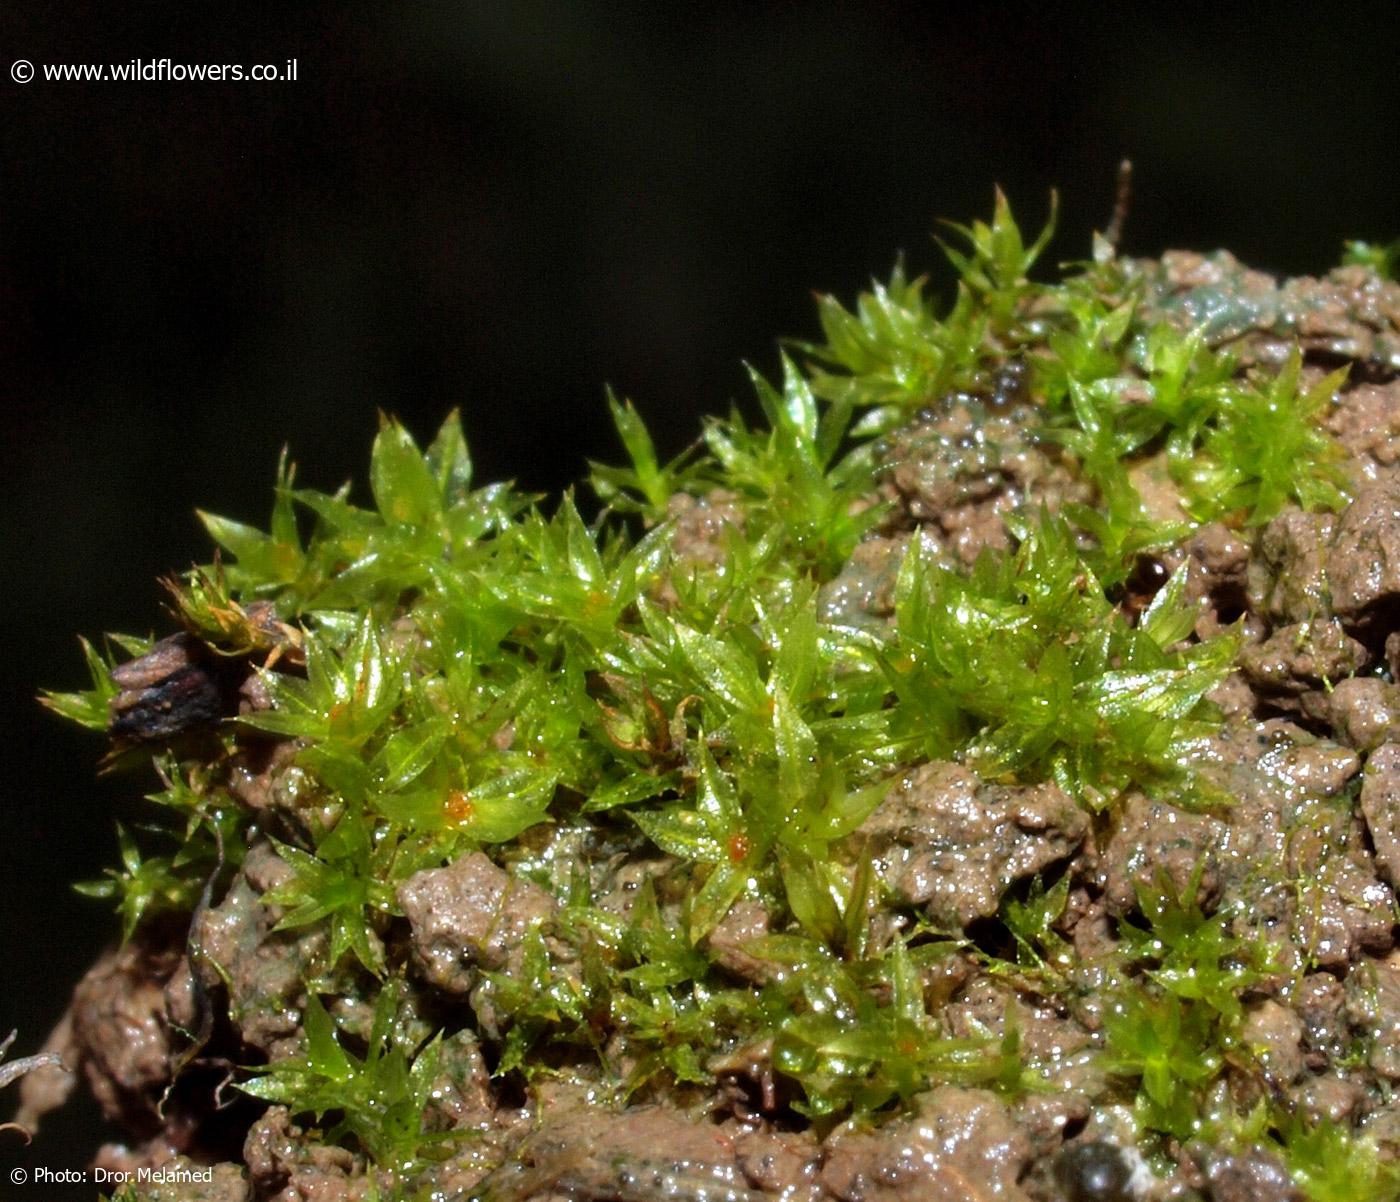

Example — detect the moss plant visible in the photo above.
[45,193,1400,1200]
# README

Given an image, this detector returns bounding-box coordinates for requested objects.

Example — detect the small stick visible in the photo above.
[159,820,226,1116]
[0,1032,67,1143]
[1103,159,1134,252]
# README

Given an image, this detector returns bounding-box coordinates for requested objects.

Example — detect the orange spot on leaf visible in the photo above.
[444,791,474,823]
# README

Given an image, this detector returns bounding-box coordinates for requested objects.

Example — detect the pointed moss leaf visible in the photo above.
[779,847,843,947]
[1138,562,1198,649]
[749,368,800,454]
[197,511,269,562]
[631,805,726,863]
[1001,871,1073,973]
[807,774,891,844]
[372,722,448,793]
[265,841,353,929]
[673,622,767,718]
[425,409,473,504]
[339,618,398,724]
[773,686,819,810]
[40,636,119,730]
[582,770,681,813]
[304,994,354,1080]
[688,861,748,943]
[771,597,820,703]
[558,493,607,585]
[456,768,557,843]
[776,354,820,447]
[593,389,675,518]
[370,416,441,527]
[198,510,301,586]
[608,389,660,482]
[696,741,742,831]
[107,632,153,657]
[290,485,377,541]
[268,450,301,550]
[1081,663,1221,722]
[235,1068,323,1105]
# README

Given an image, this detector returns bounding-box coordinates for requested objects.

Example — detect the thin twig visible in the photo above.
[1103,159,1134,251]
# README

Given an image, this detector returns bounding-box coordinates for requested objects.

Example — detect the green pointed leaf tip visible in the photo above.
[241,984,451,1167]
[41,635,124,730]
[370,414,443,528]
[425,409,473,502]
[47,195,1380,1175]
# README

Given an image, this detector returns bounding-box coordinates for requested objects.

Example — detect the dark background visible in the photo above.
[1,0,1396,1182]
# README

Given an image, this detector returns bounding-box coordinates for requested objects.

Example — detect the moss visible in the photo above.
[45,192,1400,1198]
